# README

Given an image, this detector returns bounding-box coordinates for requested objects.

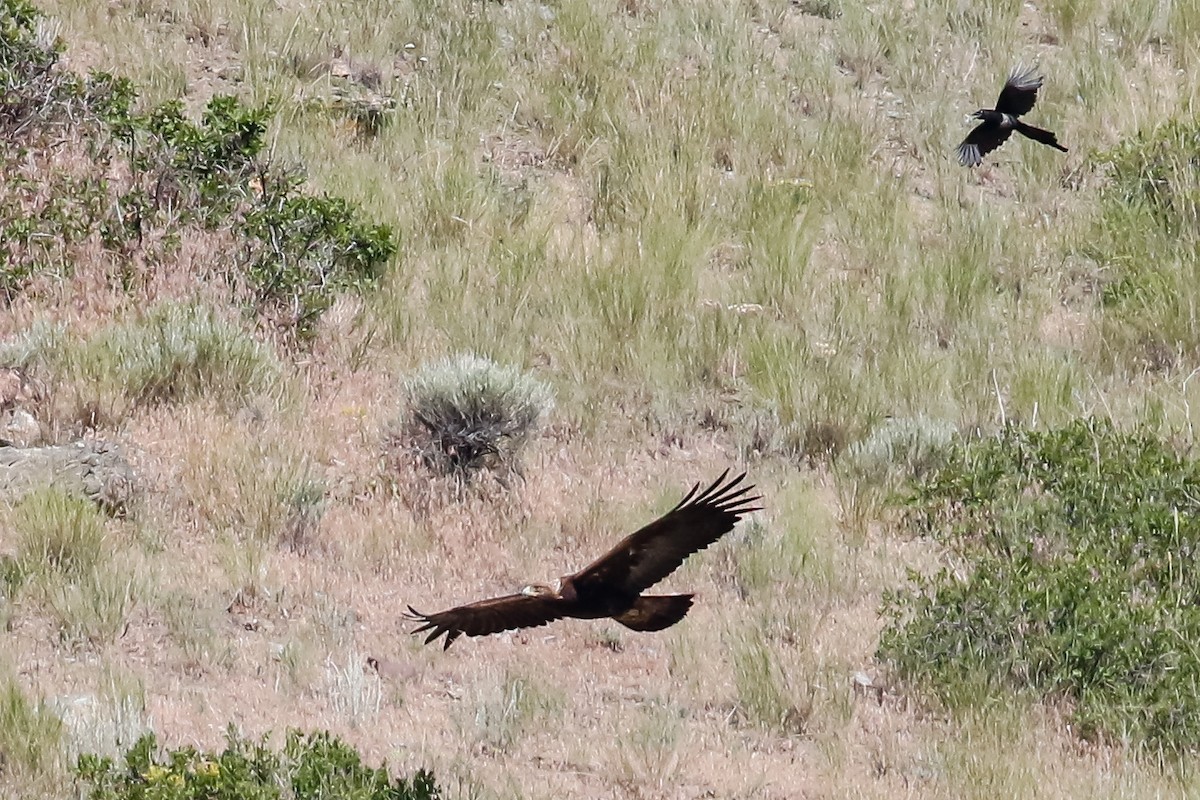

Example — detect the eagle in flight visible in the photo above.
[405,470,761,649]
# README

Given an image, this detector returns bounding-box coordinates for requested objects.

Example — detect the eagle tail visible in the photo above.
[1014,121,1068,153]
[614,594,694,632]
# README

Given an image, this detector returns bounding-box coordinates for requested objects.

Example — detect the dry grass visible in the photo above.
[3,0,1200,797]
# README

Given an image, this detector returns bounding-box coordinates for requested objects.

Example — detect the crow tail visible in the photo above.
[1014,121,1068,153]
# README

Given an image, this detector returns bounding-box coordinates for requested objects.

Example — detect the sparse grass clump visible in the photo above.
[729,627,807,735]
[469,671,563,753]
[76,728,441,800]
[0,676,64,781]
[394,353,553,484]
[46,563,143,647]
[2,303,280,424]
[11,487,143,646]
[14,487,107,580]
[51,676,150,764]
[1090,116,1200,368]
[881,418,1200,752]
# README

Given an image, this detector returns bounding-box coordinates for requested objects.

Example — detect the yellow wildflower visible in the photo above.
[142,765,168,783]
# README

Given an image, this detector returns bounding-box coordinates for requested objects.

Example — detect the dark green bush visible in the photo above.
[76,728,440,800]
[241,192,396,339]
[0,1,396,340]
[880,418,1200,752]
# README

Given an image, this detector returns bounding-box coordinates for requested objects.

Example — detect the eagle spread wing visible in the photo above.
[571,470,762,596]
[994,65,1043,116]
[404,594,565,650]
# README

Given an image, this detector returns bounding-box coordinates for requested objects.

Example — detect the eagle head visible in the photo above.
[519,581,560,598]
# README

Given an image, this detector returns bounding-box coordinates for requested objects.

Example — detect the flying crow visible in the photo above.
[957,66,1068,167]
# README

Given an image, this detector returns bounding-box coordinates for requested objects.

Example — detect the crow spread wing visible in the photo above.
[404,594,566,650]
[570,470,762,596]
[994,66,1043,116]
[957,122,1013,167]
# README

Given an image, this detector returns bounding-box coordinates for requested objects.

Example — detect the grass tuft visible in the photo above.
[729,626,808,735]
[0,676,64,782]
[15,487,107,579]
[469,670,563,754]
[2,303,280,427]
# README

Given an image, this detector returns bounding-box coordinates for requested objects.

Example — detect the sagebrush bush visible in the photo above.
[0,303,279,420]
[75,728,440,800]
[838,414,955,489]
[880,418,1200,752]
[835,415,955,529]
[396,353,554,482]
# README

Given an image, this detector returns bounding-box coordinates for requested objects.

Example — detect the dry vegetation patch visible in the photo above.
[4,0,1200,797]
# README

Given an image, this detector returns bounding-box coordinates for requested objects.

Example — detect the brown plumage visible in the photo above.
[405,470,761,649]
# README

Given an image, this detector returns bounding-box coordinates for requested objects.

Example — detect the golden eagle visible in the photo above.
[405,470,761,649]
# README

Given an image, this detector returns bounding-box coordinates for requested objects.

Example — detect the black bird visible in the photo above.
[957,66,1068,167]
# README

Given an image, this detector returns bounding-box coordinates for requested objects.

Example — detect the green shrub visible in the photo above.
[395,353,554,482]
[240,192,396,340]
[880,418,1200,752]
[0,2,396,340]
[75,728,440,800]
[0,0,131,300]
[0,0,131,144]
[107,96,396,341]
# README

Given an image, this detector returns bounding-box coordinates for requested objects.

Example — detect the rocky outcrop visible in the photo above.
[0,441,136,514]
